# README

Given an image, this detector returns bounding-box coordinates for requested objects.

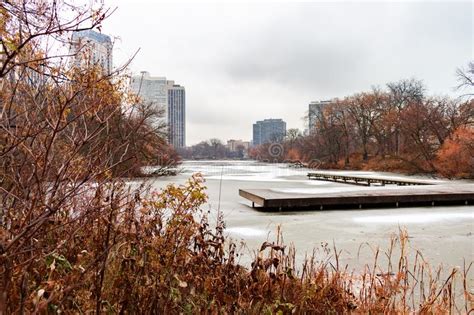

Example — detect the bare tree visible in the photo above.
[0,1,114,79]
[386,79,425,155]
[456,61,474,98]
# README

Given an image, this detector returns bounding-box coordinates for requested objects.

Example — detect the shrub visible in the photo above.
[435,126,474,179]
[4,175,472,313]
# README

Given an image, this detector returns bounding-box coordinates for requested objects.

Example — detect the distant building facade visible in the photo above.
[226,139,250,152]
[308,100,334,133]
[167,81,186,148]
[252,119,286,145]
[130,71,168,120]
[129,72,186,148]
[71,30,113,75]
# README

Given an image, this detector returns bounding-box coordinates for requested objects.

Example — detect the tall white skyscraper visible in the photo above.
[70,30,113,75]
[167,81,186,148]
[129,72,186,148]
[130,71,168,119]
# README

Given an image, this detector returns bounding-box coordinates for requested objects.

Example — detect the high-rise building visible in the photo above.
[308,100,333,133]
[70,30,113,75]
[252,119,286,146]
[129,72,186,148]
[130,71,168,122]
[167,81,186,148]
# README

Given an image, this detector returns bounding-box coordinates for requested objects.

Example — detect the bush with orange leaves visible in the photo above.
[436,126,474,178]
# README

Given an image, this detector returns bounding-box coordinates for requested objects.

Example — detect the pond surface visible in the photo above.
[148,160,473,273]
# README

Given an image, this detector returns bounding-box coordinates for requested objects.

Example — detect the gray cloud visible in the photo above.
[104,1,472,144]
[223,2,472,96]
[225,39,366,94]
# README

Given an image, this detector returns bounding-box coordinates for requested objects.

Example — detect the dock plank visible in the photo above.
[239,184,474,210]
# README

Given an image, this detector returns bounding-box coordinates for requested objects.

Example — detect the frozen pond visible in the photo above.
[148,160,473,272]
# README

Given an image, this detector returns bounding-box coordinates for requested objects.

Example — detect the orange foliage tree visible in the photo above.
[435,126,474,178]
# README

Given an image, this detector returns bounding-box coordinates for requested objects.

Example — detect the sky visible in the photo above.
[102,0,473,145]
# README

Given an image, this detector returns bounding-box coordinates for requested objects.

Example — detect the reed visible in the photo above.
[3,174,471,313]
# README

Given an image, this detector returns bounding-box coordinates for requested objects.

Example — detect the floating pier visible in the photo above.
[239,184,474,211]
[307,172,438,186]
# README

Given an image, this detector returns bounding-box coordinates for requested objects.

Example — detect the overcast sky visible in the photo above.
[103,0,473,145]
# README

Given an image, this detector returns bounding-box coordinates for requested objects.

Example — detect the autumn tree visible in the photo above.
[435,126,474,178]
[345,90,385,161]
[0,1,176,311]
[180,139,230,159]
[250,77,471,176]
[386,79,425,155]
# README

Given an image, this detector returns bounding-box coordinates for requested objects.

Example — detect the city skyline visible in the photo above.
[103,1,472,145]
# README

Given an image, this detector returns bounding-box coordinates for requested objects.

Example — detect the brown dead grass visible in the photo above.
[3,175,472,313]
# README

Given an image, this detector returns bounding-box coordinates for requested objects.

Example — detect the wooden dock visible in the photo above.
[307,172,438,186]
[239,184,474,210]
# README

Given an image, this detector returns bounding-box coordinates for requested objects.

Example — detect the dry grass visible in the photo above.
[4,174,472,313]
